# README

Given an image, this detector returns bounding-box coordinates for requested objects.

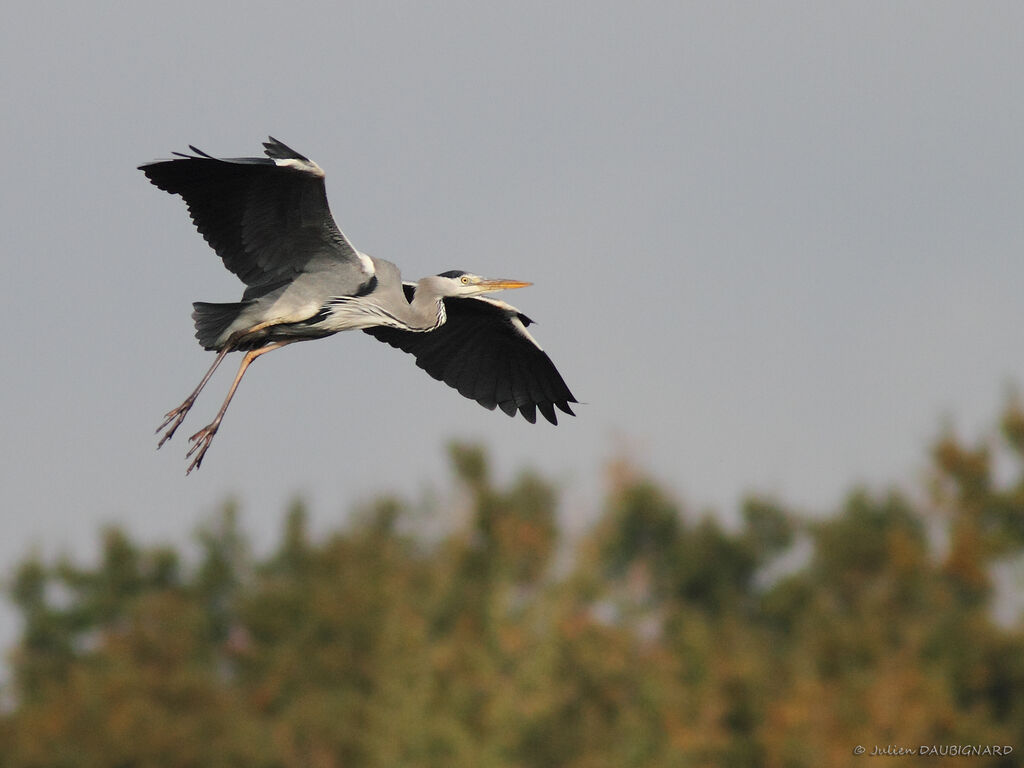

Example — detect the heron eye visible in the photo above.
[461,276,470,284]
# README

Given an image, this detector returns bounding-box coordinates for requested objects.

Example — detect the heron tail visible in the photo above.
[192,301,252,350]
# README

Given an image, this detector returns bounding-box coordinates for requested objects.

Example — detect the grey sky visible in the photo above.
[3,2,1023,652]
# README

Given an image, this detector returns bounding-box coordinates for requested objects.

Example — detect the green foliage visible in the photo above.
[3,408,1024,766]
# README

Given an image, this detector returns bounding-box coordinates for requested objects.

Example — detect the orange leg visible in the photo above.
[156,345,233,447]
[184,340,295,474]
[156,320,282,449]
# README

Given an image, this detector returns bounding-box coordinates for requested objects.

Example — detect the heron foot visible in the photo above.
[156,398,196,448]
[185,422,219,474]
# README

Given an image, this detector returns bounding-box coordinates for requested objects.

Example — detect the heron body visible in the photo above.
[140,138,576,472]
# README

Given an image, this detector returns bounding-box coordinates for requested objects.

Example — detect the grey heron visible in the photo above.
[140,138,577,473]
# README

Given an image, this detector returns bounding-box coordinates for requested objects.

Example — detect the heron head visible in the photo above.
[435,270,532,297]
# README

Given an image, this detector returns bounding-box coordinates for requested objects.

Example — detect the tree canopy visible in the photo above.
[3,407,1023,767]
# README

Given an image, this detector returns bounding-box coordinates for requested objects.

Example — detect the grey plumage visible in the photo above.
[365,286,574,425]
[141,138,577,473]
[192,301,253,349]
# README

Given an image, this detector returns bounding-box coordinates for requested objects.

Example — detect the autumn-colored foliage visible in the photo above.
[3,409,1024,766]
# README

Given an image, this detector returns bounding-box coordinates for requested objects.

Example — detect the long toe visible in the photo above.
[185,424,219,473]
[156,411,187,448]
[156,398,195,447]
[186,445,209,474]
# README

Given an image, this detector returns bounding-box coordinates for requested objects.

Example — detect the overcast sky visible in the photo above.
[3,2,1024,652]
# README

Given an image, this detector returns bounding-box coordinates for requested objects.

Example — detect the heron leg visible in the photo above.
[156,345,233,448]
[156,321,282,448]
[185,340,294,474]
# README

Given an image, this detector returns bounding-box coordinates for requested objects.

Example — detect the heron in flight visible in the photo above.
[140,138,577,473]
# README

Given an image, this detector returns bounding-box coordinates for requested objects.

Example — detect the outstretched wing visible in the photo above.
[365,290,577,424]
[139,137,367,295]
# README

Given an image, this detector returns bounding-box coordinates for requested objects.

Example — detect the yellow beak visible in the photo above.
[478,278,532,292]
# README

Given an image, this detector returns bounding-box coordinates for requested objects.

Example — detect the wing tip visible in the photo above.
[263,136,310,162]
[495,398,577,425]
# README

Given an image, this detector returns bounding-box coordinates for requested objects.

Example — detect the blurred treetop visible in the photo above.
[2,404,1024,767]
